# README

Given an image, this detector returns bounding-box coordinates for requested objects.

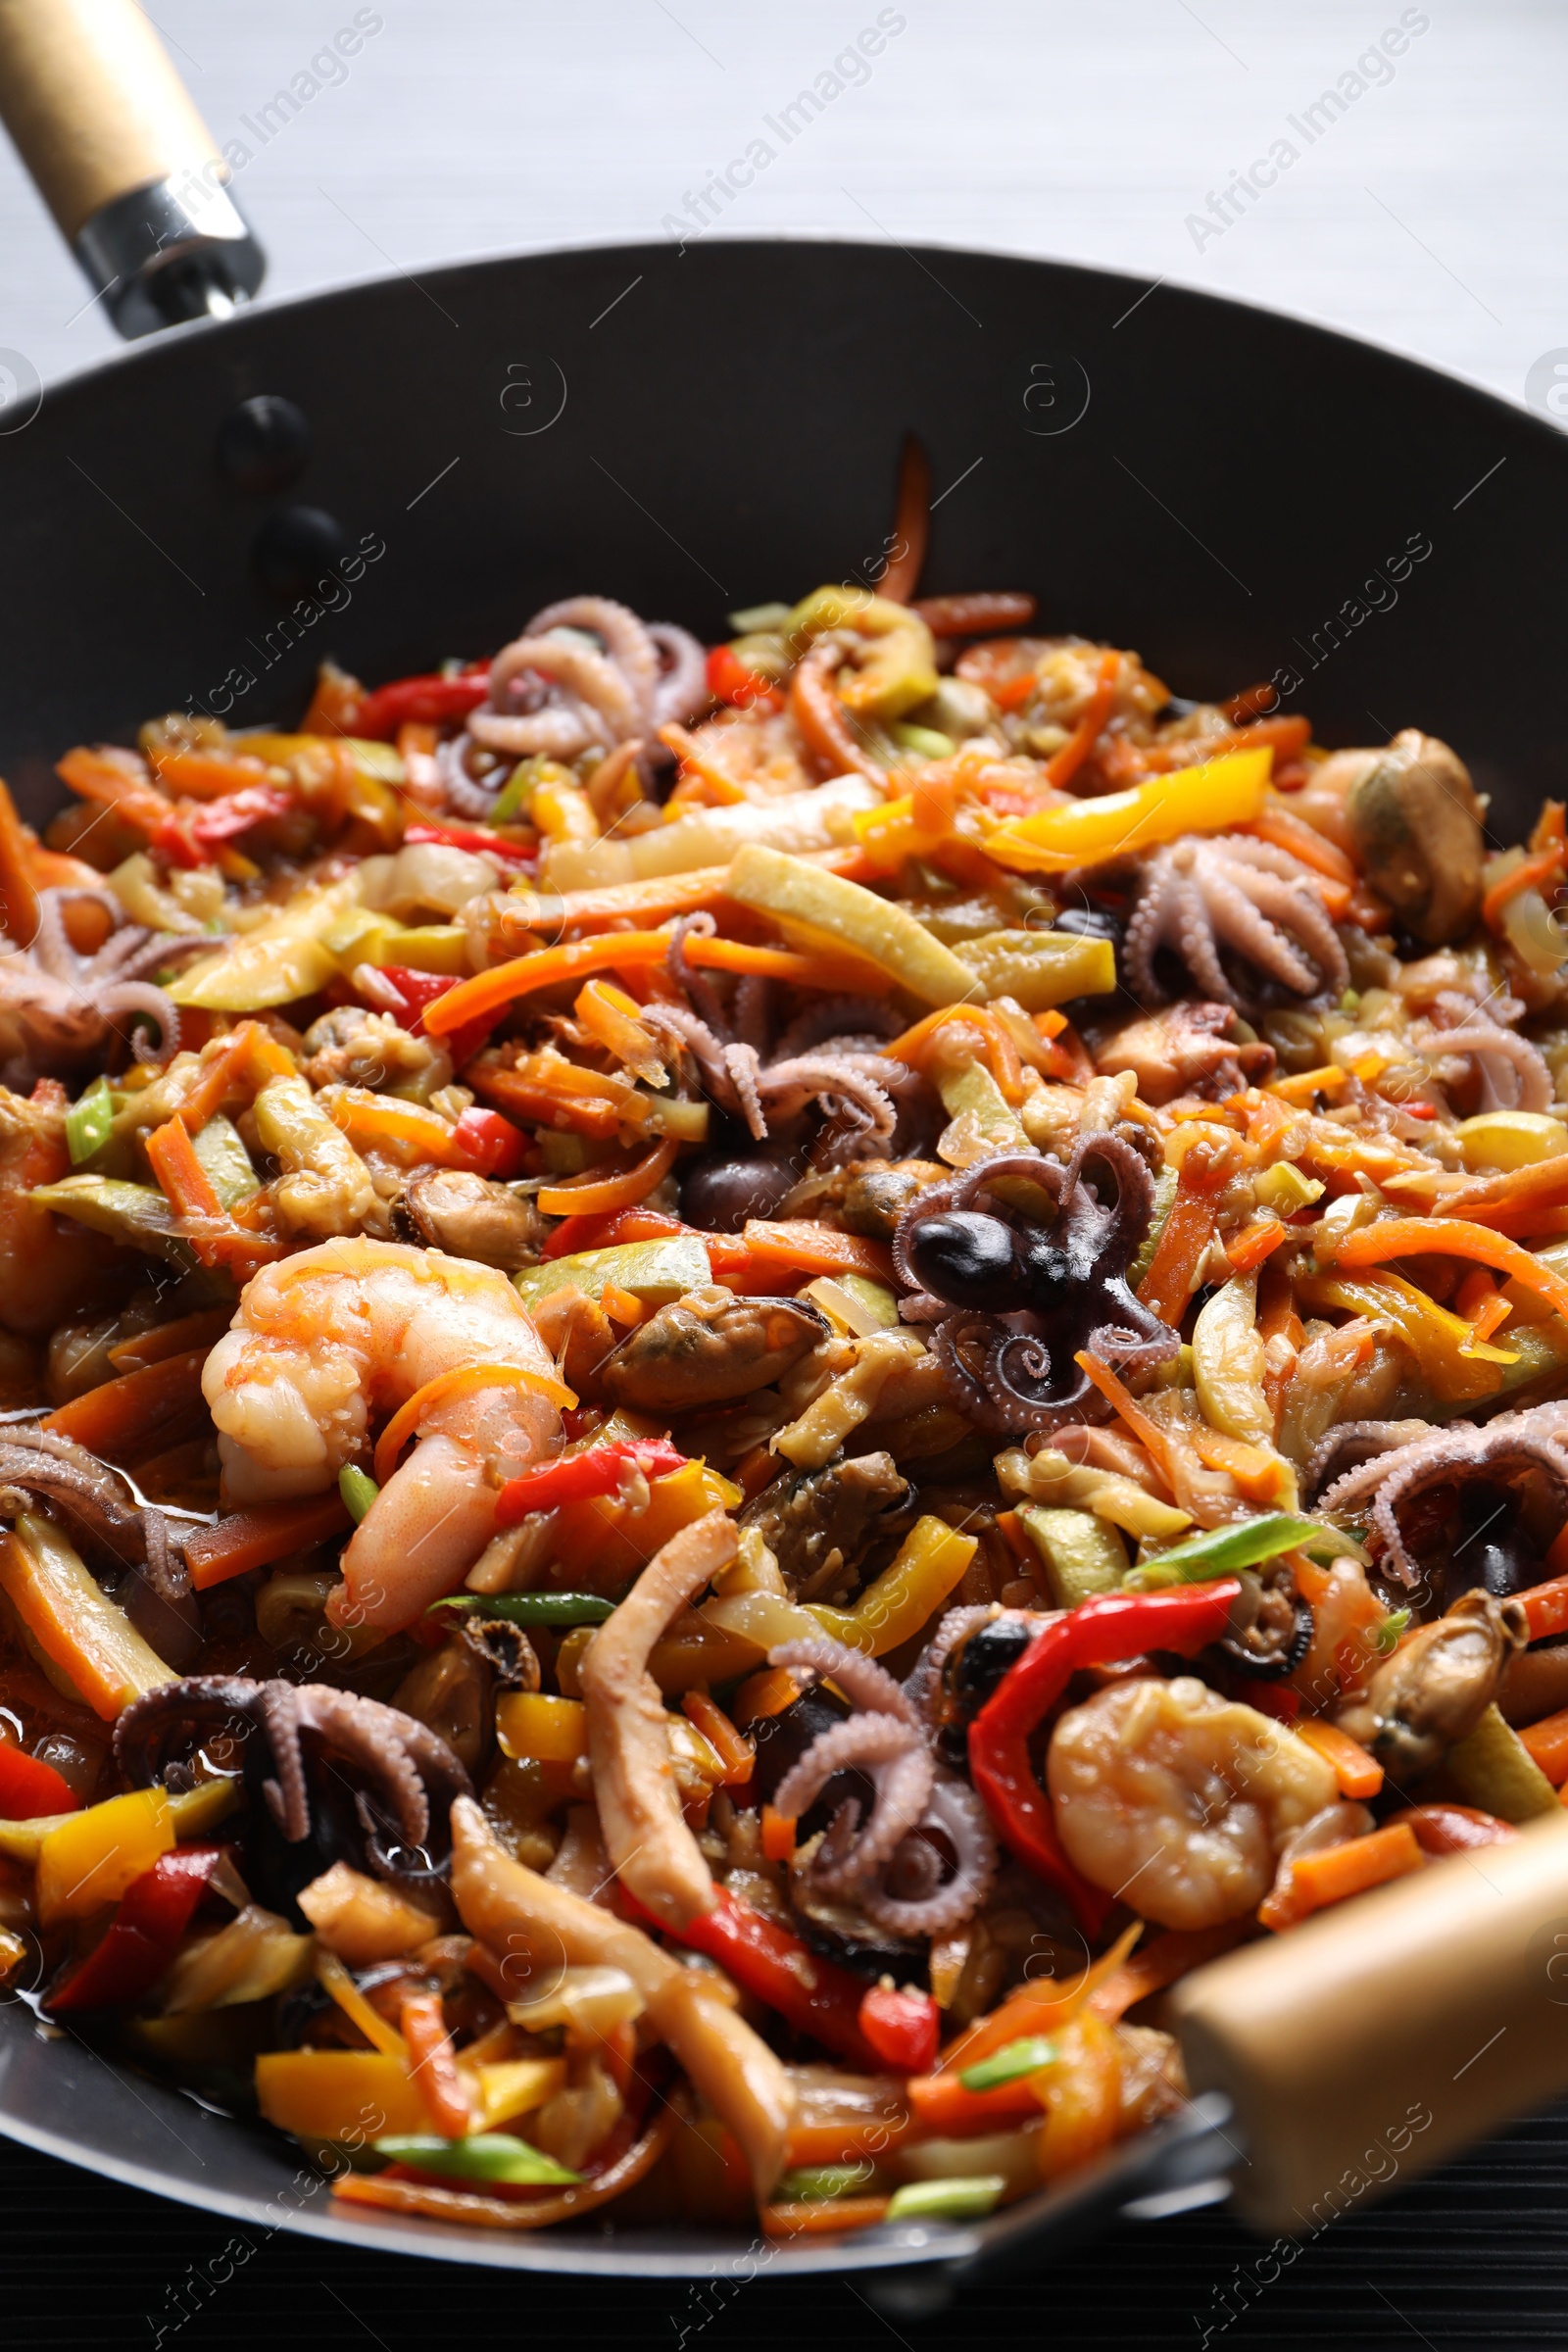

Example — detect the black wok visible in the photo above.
[0,234,1564,2296]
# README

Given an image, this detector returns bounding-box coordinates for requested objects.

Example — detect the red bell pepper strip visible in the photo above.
[706,645,784,712]
[353,669,491,741]
[0,1739,78,1821]
[620,1886,937,2073]
[45,1846,224,2013]
[450,1106,529,1179]
[495,1437,688,1525]
[367,967,492,1068]
[968,1578,1244,1933]
[153,783,295,869]
[404,820,536,870]
[859,1982,940,2074]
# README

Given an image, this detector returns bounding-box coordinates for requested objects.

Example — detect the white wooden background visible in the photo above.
[0,0,1562,413]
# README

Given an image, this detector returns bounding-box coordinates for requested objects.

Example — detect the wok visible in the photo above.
[3,15,1568,2314]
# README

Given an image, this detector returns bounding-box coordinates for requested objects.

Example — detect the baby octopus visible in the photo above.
[891,1137,1177,1435]
[1312,1401,1568,1588]
[0,887,216,1080]
[1122,835,1348,1012]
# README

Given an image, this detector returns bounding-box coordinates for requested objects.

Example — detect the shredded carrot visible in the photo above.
[1085,1921,1250,2022]
[657,722,751,802]
[1226,1216,1287,1274]
[466,1059,629,1140]
[373,1361,577,1486]
[881,1005,1027,1102]
[1190,1428,1290,1501]
[934,1920,1143,2079]
[1518,1708,1568,1785]
[535,1137,678,1218]
[905,2070,1041,2136]
[1483,844,1566,930]
[180,1020,292,1129]
[1042,648,1121,789]
[1294,1717,1385,1799]
[0,778,39,948]
[1073,1351,1173,1483]
[761,2196,891,2238]
[1268,1065,1350,1104]
[399,1990,472,2137]
[1243,806,1355,886]
[681,935,889,991]
[423,932,674,1039]
[1329,1217,1568,1327]
[144,1116,222,1223]
[1136,1181,1216,1326]
[185,1494,355,1592]
[738,1219,895,1284]
[682,1691,755,1783]
[42,1348,213,1464]
[1267,1821,1424,1928]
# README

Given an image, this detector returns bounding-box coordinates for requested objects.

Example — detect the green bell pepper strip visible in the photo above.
[427,1592,615,1629]
[1120,1512,1320,1592]
[371,2132,581,2185]
[968,1579,1244,1933]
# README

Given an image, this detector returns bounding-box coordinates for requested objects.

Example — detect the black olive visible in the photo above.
[1443,1485,1536,1607]
[906,1209,1018,1310]
[681,1152,796,1233]
[1052,906,1121,948]
[948,1616,1033,1707]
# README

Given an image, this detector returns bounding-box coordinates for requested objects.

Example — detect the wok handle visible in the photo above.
[1170,1808,1568,2235]
[0,0,264,338]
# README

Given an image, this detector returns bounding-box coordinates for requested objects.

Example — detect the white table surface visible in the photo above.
[0,0,1561,414]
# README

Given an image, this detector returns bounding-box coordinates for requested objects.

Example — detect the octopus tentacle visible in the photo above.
[769,1636,923,1729]
[1124,835,1346,1009]
[1411,1019,1552,1114]
[524,596,662,724]
[646,622,710,726]
[1317,1404,1568,1585]
[858,1779,1000,1938]
[773,998,905,1062]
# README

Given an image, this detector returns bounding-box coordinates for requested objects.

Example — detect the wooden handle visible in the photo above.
[1171,1811,1568,2235]
[0,0,223,243]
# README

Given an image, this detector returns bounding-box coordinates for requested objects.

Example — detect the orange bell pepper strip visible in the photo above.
[1225,1215,1288,1275]
[1327,1218,1568,1327]
[399,1989,471,2137]
[881,1005,1027,1102]
[1136,1180,1216,1328]
[184,1494,355,1592]
[422,932,673,1039]
[738,1219,896,1284]
[535,1136,677,1218]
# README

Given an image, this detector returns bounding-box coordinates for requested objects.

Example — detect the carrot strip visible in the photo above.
[1518,1708,1568,1786]
[657,722,752,802]
[145,1116,222,1222]
[466,1061,629,1140]
[934,1922,1145,2082]
[761,2196,891,2238]
[760,1803,797,1864]
[1483,845,1566,930]
[536,1137,678,1218]
[400,1990,471,2136]
[1042,648,1121,790]
[1271,1822,1424,1925]
[1525,1568,1568,1641]
[1225,1216,1287,1275]
[1073,1352,1174,1483]
[146,747,277,802]
[1136,1182,1216,1326]
[682,1690,755,1783]
[1329,1217,1568,1327]
[881,1006,1026,1102]
[108,1307,236,1371]
[682,936,889,991]
[906,2072,1040,2135]
[43,1348,212,1463]
[1294,1717,1385,1799]
[185,1494,354,1592]
[0,778,39,948]
[1268,1065,1349,1104]
[424,932,674,1038]
[180,1021,291,1129]
[738,1219,895,1284]
[1085,1921,1249,2022]
[1243,806,1355,886]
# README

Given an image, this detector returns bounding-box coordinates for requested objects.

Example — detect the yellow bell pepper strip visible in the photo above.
[725,846,978,1006]
[0,1516,172,1721]
[1327,1219,1568,1329]
[168,875,361,1010]
[467,2056,569,2132]
[257,2049,431,2141]
[495,1692,589,1766]
[807,1516,978,1656]
[317,1947,409,2057]
[34,1787,173,1925]
[984,747,1272,874]
[1295,1268,1513,1405]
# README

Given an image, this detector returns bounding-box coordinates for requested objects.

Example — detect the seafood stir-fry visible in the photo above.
[9,550,1568,2242]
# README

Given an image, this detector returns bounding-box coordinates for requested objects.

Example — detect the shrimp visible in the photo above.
[201,1239,565,1637]
[1048,1675,1337,1931]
